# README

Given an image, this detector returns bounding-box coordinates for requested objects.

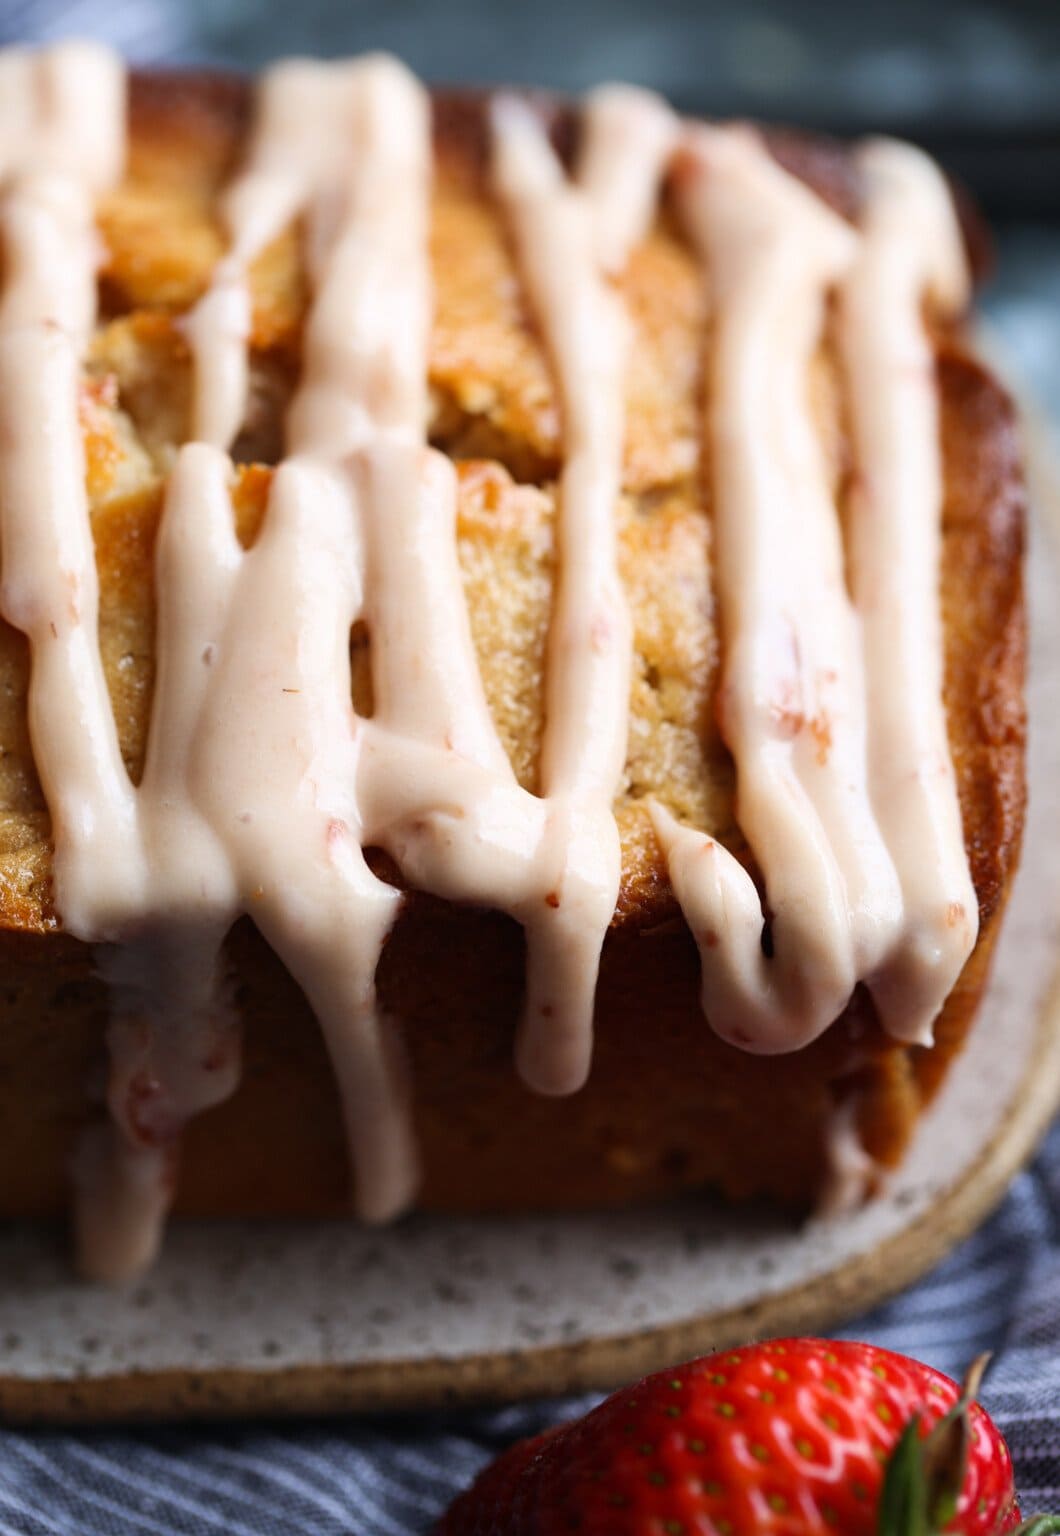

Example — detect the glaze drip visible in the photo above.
[488,89,671,1093]
[655,126,903,1051]
[654,125,972,1053]
[104,58,666,1275]
[839,138,978,1038]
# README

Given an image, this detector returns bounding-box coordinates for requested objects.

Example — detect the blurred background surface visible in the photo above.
[3,0,1059,424]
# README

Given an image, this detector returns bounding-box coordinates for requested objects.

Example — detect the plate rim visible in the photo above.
[3,956,1059,1426]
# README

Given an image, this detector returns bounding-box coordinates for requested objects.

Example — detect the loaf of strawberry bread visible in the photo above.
[0,47,1025,1280]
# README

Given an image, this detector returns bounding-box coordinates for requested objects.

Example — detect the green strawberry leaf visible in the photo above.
[919,1354,990,1531]
[878,1413,930,1536]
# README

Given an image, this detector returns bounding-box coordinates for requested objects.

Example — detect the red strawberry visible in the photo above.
[437,1338,1059,1535]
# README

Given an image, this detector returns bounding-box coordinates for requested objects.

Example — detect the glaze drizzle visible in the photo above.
[652,125,973,1054]
[0,47,976,1278]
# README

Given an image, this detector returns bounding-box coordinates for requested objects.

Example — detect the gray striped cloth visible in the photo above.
[0,1119,1057,1534]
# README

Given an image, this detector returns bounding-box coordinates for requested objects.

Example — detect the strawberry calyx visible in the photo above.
[878,1354,1058,1536]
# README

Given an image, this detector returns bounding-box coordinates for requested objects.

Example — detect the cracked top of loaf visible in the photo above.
[0,72,1024,941]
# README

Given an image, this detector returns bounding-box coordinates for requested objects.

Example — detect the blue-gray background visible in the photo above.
[1,3,1059,1532]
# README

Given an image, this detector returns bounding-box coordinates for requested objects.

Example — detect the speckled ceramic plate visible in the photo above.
[1,423,1058,1427]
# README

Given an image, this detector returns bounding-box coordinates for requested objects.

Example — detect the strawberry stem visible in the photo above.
[875,1355,1060,1536]
[919,1353,991,1531]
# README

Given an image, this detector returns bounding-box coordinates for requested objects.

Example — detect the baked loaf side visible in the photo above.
[0,53,1025,1275]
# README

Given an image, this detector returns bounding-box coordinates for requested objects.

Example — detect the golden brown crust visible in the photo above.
[0,72,1027,1222]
